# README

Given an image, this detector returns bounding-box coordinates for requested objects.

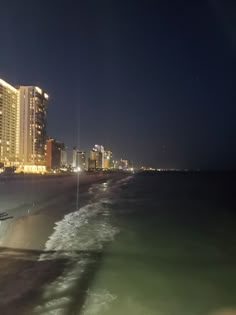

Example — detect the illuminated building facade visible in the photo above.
[72,147,77,168]
[72,148,86,170]
[18,86,48,165]
[94,144,104,168]
[88,145,104,170]
[0,78,49,172]
[118,159,133,170]
[0,79,19,165]
[60,145,67,166]
[78,151,86,170]
[104,150,113,169]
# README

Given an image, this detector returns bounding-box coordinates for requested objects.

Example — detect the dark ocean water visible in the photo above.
[34,172,236,315]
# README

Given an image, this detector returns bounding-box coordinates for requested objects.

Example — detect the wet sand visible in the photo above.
[0,249,67,315]
[0,173,118,249]
[0,173,124,314]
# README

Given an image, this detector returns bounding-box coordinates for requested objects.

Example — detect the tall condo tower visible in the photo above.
[17,86,49,165]
[0,79,19,165]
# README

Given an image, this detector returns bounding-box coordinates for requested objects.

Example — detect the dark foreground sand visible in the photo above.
[0,249,67,315]
[0,173,125,314]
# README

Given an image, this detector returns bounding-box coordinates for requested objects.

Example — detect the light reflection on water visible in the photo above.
[79,174,236,315]
[2,174,236,315]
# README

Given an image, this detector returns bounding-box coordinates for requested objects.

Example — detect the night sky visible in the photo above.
[0,0,236,169]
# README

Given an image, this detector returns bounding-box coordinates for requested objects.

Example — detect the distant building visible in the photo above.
[72,148,77,168]
[88,158,96,170]
[94,145,104,168]
[72,147,86,170]
[94,144,104,153]
[117,159,133,170]
[60,145,67,166]
[88,145,104,170]
[88,149,100,170]
[46,139,65,170]
[17,85,49,166]
[104,150,113,169]
[120,159,129,169]
[0,79,18,165]
[78,151,86,170]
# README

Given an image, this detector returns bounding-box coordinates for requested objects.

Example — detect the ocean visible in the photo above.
[30,171,236,315]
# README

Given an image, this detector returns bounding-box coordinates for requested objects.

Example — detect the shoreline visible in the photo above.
[0,172,128,249]
[0,172,129,314]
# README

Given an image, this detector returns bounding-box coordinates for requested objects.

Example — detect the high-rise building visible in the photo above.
[72,147,86,170]
[104,150,113,169]
[88,145,104,170]
[0,79,19,165]
[94,144,104,153]
[0,79,49,173]
[46,138,63,170]
[78,151,86,170]
[94,144,104,168]
[72,147,78,168]
[88,159,96,170]
[60,145,67,167]
[118,159,133,170]
[88,149,100,170]
[17,86,49,165]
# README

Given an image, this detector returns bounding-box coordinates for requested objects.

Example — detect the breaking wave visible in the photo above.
[81,289,117,315]
[33,179,125,315]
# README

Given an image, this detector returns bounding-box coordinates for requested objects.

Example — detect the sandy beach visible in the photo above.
[0,172,123,314]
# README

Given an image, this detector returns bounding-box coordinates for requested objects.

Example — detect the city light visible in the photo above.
[22,165,46,174]
[73,167,81,172]
[35,86,42,94]
[0,78,17,93]
[0,78,134,174]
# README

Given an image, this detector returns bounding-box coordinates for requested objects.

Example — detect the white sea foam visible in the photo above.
[34,182,120,315]
[116,175,134,185]
[39,202,117,261]
[81,289,117,315]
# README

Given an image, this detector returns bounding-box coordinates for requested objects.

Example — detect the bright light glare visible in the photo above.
[35,86,42,94]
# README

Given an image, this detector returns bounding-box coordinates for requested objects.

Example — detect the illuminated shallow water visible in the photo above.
[33,172,236,315]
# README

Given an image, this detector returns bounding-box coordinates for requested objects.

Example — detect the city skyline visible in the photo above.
[0,76,136,171]
[0,76,131,172]
[1,2,236,314]
[0,0,236,169]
